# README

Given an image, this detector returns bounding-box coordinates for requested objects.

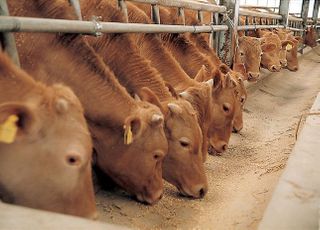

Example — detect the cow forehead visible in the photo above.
[238,37,261,53]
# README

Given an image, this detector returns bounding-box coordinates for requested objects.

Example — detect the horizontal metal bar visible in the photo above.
[240,5,279,9]
[237,24,284,31]
[127,0,226,13]
[288,16,303,22]
[239,8,282,20]
[0,16,228,34]
[287,27,304,32]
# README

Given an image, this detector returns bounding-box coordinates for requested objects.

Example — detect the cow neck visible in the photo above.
[185,85,212,155]
[161,33,214,79]
[88,33,172,102]
[11,0,137,125]
[0,53,46,102]
[136,33,197,92]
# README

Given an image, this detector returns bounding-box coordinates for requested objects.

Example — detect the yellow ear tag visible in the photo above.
[286,44,293,51]
[124,125,133,145]
[0,115,19,144]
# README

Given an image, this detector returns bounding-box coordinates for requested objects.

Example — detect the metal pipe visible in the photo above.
[178,7,186,25]
[68,0,82,20]
[0,16,228,34]
[288,16,303,22]
[239,8,282,20]
[287,27,304,32]
[0,0,20,66]
[240,5,278,9]
[237,24,285,30]
[127,0,226,12]
[118,0,129,23]
[312,0,320,25]
[151,4,160,24]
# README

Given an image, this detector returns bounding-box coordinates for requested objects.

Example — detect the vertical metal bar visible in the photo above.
[151,4,160,24]
[178,7,185,25]
[118,0,128,23]
[209,11,215,49]
[68,0,82,20]
[197,10,204,24]
[0,0,20,66]
[312,0,320,25]
[279,0,290,28]
[218,0,239,66]
[301,0,310,53]
[214,12,219,50]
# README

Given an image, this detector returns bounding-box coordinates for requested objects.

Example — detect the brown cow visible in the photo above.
[175,9,247,133]
[256,30,283,72]
[9,0,168,204]
[304,26,318,48]
[80,0,208,198]
[273,28,302,71]
[0,51,97,218]
[129,3,238,154]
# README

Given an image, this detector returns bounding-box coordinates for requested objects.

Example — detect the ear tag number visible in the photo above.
[124,125,133,145]
[0,115,19,144]
[286,44,293,51]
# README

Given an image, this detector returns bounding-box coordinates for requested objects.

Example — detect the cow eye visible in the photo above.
[223,103,231,113]
[260,53,263,56]
[179,137,190,148]
[240,51,244,56]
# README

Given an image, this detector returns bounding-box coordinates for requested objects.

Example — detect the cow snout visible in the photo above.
[233,125,243,133]
[280,59,287,67]
[289,66,298,71]
[179,183,208,198]
[88,211,99,220]
[136,188,163,205]
[247,72,260,81]
[270,65,281,72]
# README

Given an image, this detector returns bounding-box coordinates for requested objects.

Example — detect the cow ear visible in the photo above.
[219,64,231,75]
[281,40,294,49]
[164,82,178,99]
[212,73,222,94]
[123,115,142,145]
[138,87,165,114]
[194,65,208,82]
[225,74,237,89]
[261,43,276,52]
[0,103,36,144]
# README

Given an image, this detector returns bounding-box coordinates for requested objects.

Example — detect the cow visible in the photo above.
[80,0,208,198]
[273,28,302,71]
[0,51,97,218]
[9,0,168,204]
[304,26,318,48]
[127,3,239,155]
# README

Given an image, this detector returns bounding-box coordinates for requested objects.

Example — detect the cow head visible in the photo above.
[304,26,318,48]
[91,90,167,205]
[227,69,247,133]
[286,34,303,71]
[141,84,208,199]
[259,32,282,72]
[206,66,237,154]
[235,36,262,82]
[0,84,97,219]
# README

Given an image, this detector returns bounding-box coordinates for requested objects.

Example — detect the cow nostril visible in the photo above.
[222,144,228,151]
[199,188,205,198]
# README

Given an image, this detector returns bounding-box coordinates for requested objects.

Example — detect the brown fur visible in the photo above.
[0,51,97,218]
[81,0,208,198]
[9,0,168,205]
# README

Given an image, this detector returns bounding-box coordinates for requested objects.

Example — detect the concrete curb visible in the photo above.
[258,92,320,230]
[0,202,129,230]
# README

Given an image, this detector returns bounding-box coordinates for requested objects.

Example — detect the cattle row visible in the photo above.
[0,0,318,220]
